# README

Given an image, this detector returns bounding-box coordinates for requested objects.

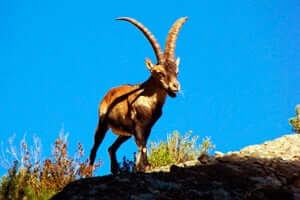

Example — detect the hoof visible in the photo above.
[134,163,151,173]
[111,163,120,175]
[144,164,152,171]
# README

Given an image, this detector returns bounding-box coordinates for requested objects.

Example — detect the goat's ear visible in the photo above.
[145,58,154,71]
[175,57,180,66]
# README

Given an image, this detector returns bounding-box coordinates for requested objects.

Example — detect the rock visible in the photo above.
[215,151,224,157]
[51,134,300,200]
[130,193,154,200]
[146,177,180,190]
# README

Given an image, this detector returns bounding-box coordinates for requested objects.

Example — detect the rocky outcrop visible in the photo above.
[51,134,300,200]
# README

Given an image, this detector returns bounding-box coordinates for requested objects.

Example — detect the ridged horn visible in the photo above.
[116,17,164,64]
[164,17,188,61]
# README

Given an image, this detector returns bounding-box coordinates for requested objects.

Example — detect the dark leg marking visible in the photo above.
[108,135,131,174]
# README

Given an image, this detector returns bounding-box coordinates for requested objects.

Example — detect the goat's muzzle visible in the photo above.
[167,82,180,98]
[168,91,177,98]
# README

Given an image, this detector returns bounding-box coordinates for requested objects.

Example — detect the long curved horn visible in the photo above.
[116,17,164,64]
[164,17,188,61]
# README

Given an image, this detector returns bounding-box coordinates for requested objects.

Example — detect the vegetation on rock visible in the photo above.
[0,129,214,199]
[289,104,300,134]
[147,131,215,168]
[0,131,101,200]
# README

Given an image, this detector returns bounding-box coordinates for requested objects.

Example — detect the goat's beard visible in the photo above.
[168,91,177,98]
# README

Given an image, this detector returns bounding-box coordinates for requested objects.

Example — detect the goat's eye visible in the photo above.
[158,72,166,78]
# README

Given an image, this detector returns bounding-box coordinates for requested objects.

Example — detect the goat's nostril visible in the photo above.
[172,82,180,91]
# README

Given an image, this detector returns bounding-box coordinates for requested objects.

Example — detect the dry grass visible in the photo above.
[0,131,101,200]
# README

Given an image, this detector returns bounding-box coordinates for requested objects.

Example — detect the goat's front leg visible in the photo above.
[134,126,150,172]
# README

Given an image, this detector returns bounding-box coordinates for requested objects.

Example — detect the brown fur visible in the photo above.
[89,17,187,174]
[99,79,166,137]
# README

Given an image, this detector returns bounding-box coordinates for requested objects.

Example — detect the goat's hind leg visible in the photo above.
[89,119,108,166]
[108,135,130,174]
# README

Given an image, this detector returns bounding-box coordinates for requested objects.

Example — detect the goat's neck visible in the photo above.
[140,76,167,106]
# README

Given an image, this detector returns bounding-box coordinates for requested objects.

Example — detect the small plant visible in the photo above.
[0,129,102,200]
[289,104,300,134]
[117,154,136,174]
[0,160,35,200]
[148,131,215,168]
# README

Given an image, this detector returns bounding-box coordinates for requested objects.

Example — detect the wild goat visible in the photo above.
[89,17,188,174]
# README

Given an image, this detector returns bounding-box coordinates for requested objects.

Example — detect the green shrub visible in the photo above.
[0,130,102,200]
[289,104,300,134]
[148,131,215,168]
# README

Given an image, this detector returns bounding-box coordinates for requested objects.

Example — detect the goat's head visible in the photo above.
[116,17,188,98]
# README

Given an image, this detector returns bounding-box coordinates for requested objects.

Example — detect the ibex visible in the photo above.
[89,17,188,174]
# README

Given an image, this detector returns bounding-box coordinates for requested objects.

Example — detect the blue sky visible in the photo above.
[0,1,299,176]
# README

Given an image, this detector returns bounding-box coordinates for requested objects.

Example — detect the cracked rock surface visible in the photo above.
[51,134,300,200]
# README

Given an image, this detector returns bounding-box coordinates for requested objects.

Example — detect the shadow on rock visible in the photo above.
[51,154,300,200]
